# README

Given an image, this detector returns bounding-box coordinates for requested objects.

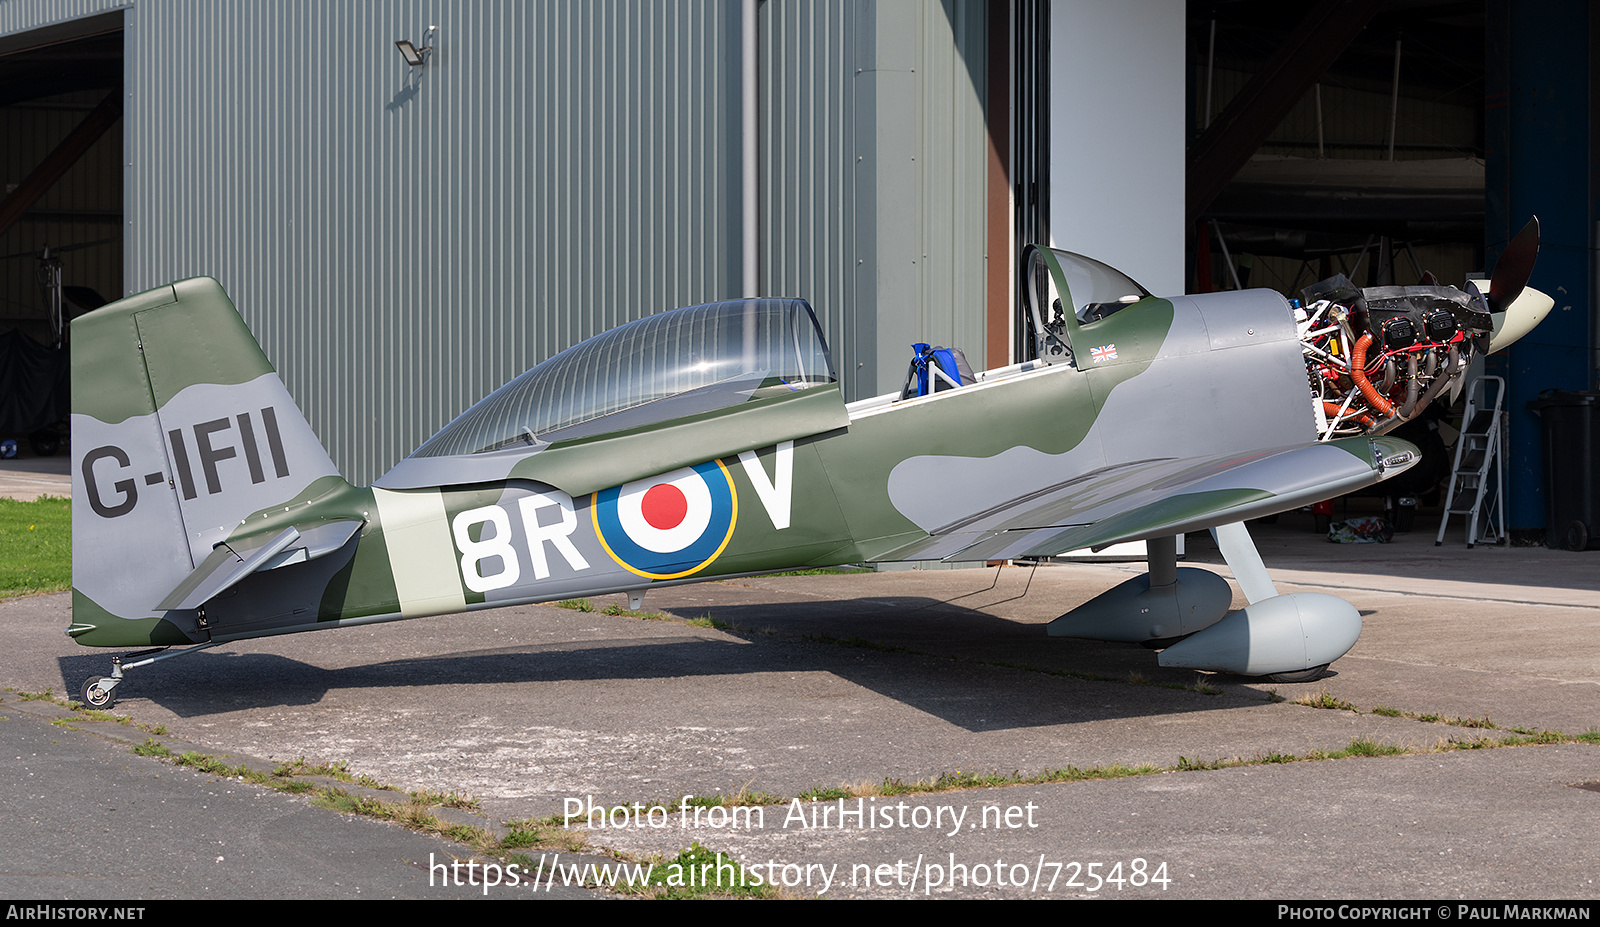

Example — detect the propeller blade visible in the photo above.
[1487,216,1539,313]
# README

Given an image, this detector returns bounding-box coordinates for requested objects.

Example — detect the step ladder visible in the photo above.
[1436,375,1505,548]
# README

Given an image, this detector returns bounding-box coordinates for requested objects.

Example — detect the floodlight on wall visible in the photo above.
[395,25,437,66]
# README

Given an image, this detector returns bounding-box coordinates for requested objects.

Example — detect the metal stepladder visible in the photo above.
[1436,375,1506,548]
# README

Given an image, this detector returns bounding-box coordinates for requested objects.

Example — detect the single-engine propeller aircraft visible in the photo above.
[69,222,1549,707]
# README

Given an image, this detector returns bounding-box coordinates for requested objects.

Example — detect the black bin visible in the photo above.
[1527,390,1600,550]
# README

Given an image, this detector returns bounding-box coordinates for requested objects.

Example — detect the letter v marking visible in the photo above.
[736,441,793,530]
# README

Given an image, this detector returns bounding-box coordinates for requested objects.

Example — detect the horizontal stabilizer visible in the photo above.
[155,518,363,611]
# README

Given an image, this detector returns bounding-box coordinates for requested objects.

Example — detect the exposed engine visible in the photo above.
[1297,275,1489,440]
[1298,217,1543,441]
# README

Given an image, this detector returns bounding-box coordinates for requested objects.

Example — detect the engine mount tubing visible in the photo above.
[1323,400,1374,429]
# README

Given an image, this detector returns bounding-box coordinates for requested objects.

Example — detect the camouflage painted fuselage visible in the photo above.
[70,268,1411,651]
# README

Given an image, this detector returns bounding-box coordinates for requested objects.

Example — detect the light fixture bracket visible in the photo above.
[395,25,438,67]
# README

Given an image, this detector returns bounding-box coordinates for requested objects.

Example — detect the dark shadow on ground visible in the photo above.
[55,594,1270,733]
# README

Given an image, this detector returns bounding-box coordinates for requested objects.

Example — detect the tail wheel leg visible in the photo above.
[77,641,221,709]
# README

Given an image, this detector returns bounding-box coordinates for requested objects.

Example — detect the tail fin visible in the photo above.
[70,278,346,646]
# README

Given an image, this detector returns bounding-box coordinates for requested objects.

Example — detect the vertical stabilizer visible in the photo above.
[70,278,343,646]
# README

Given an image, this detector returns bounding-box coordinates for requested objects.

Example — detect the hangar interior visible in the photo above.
[0,0,1593,538]
[0,12,121,455]
[1193,1,1484,293]
[1183,0,1596,541]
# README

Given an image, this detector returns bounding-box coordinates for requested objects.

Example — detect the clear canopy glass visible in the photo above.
[410,298,836,458]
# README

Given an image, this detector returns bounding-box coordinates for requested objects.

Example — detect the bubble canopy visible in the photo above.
[409,298,837,459]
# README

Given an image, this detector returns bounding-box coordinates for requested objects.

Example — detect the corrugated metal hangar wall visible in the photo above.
[2,0,995,485]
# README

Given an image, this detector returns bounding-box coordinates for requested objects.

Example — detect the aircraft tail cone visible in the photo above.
[1048,567,1232,642]
[1156,592,1360,676]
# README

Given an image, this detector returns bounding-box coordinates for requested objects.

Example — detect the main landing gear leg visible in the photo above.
[80,642,222,709]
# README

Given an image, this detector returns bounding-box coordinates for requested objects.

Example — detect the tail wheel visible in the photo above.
[80,676,116,709]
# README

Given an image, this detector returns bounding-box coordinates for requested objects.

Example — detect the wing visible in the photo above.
[886,434,1418,563]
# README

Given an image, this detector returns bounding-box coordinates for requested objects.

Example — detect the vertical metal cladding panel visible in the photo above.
[11,0,989,477]
[760,0,865,396]
[116,0,742,485]
[920,0,988,369]
[761,0,988,401]
[865,0,989,397]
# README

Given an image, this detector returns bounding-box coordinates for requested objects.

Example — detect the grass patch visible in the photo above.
[1336,737,1409,758]
[600,603,660,619]
[133,738,172,758]
[1293,694,1540,734]
[626,842,779,899]
[1293,690,1360,712]
[559,598,762,634]
[272,756,363,782]
[500,826,546,850]
[0,496,70,598]
[68,704,134,724]
[311,788,499,850]
[503,817,588,853]
[795,784,857,802]
[411,789,480,811]
[753,566,871,578]
[673,788,786,808]
[176,751,235,776]
[559,597,682,623]
[821,761,1165,798]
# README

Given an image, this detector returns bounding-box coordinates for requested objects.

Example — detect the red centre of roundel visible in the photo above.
[640,483,689,530]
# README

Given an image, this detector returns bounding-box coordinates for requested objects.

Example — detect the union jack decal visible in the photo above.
[1090,344,1118,363]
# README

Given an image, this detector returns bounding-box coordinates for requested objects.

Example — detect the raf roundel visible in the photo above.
[592,461,738,579]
